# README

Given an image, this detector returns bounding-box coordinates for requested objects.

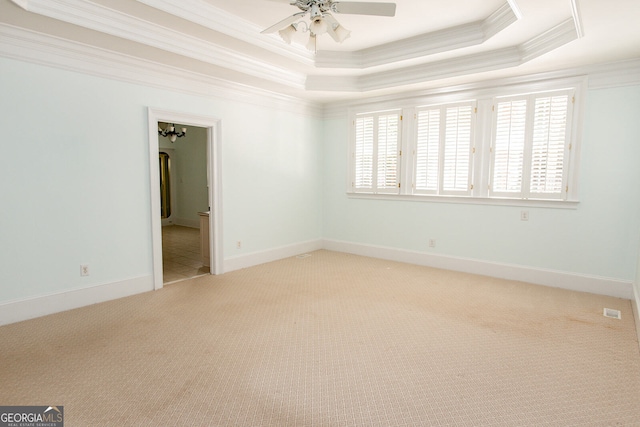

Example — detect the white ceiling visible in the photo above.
[1,0,639,102]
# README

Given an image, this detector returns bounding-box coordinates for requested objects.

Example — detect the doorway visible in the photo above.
[158,127,208,283]
[148,108,223,290]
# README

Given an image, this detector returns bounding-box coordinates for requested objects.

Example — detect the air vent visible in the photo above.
[296,254,311,259]
[603,308,621,319]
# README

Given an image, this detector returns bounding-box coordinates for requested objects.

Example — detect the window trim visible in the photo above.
[347,76,586,207]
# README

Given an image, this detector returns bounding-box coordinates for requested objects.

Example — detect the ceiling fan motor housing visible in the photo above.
[294,0,333,14]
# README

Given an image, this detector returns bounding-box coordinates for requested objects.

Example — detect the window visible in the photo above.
[490,90,573,200]
[348,81,581,205]
[352,110,401,194]
[414,102,475,196]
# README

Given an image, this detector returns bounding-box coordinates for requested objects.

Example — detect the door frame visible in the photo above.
[148,108,223,290]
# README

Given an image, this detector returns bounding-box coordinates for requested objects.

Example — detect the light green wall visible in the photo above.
[0,55,638,307]
[322,85,640,281]
[0,57,323,303]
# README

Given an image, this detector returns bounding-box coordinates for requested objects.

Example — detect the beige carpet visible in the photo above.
[1,250,639,426]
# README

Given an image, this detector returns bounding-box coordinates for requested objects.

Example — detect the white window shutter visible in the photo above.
[354,116,374,190]
[529,94,570,198]
[492,98,527,195]
[413,103,475,196]
[377,114,400,191]
[415,109,440,193]
[491,90,573,200]
[352,111,401,194]
[442,105,474,194]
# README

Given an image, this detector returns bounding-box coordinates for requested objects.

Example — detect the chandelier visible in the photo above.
[158,123,187,143]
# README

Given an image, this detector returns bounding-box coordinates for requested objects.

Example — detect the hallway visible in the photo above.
[162,225,209,283]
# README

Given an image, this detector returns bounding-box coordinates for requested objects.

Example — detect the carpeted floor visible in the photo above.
[1,250,639,426]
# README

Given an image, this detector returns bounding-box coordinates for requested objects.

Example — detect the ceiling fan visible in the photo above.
[261,0,397,51]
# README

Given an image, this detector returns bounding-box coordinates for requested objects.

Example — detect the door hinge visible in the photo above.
[398,182,401,188]
[566,185,569,193]
[474,107,478,114]
[470,184,474,190]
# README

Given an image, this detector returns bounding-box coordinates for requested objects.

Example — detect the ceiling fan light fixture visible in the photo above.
[333,24,351,43]
[278,24,297,44]
[306,33,317,52]
[264,0,396,51]
[309,18,328,36]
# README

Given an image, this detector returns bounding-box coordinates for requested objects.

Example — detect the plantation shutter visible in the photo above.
[377,114,399,191]
[414,108,440,193]
[492,98,527,195]
[491,90,573,199]
[442,105,474,194]
[353,111,401,193]
[354,116,374,190]
[529,94,571,198]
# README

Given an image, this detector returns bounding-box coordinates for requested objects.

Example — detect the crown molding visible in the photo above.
[9,0,307,89]
[321,59,639,118]
[308,18,578,92]
[9,0,581,96]
[570,0,584,39]
[519,18,578,62]
[135,0,315,67]
[315,2,518,69]
[586,58,640,89]
[0,23,323,117]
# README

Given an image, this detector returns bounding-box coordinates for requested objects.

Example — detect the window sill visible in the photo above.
[346,192,579,209]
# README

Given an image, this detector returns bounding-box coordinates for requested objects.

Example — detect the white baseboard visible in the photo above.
[323,239,634,300]
[1,239,633,327]
[0,275,153,326]
[224,239,323,273]
[172,218,200,229]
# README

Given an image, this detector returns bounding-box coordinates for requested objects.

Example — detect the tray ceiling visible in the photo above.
[1,0,639,102]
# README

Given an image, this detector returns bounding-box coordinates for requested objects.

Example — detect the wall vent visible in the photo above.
[603,308,622,319]
[296,254,311,259]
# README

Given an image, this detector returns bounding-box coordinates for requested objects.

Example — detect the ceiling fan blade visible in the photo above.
[261,12,306,34]
[322,14,341,42]
[332,2,396,17]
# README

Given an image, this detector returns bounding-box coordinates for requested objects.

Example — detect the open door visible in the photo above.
[148,108,223,290]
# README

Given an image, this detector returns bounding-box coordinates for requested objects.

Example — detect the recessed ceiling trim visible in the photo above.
[519,18,578,62]
[315,2,518,69]
[3,19,638,107]
[135,0,315,67]
[9,0,307,89]
[315,22,484,69]
[307,18,578,92]
[0,23,322,116]
[570,0,584,39]
[308,47,521,92]
[9,0,28,8]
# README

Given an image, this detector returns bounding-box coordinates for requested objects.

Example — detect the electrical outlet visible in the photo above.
[80,264,90,277]
[428,239,436,248]
[520,210,529,221]
[236,241,242,249]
